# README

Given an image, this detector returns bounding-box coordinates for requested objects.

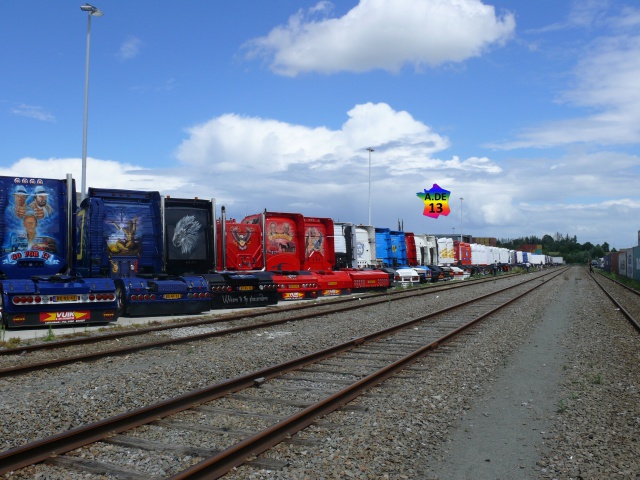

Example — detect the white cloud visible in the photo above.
[175,102,499,178]
[493,9,640,149]
[10,104,55,122]
[0,157,187,193]
[244,0,515,76]
[117,36,142,61]
[3,106,637,249]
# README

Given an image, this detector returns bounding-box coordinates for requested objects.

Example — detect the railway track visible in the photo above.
[0,270,555,378]
[589,269,640,332]
[0,273,509,355]
[0,267,568,478]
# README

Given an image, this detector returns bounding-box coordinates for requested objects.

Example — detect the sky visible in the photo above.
[1,0,639,250]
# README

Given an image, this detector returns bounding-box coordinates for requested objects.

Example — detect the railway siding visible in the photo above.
[4,267,637,478]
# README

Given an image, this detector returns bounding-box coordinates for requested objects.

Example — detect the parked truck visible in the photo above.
[163,197,278,309]
[0,175,119,328]
[76,187,211,317]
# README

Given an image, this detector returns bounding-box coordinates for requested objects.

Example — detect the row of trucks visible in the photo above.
[0,174,563,329]
[0,175,389,328]
[349,229,563,285]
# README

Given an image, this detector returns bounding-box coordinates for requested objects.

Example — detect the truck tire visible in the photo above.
[115,284,126,317]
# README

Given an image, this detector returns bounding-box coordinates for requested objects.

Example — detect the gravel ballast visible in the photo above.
[2,267,639,479]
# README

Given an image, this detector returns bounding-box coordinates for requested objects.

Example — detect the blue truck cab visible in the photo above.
[0,175,118,328]
[76,188,210,317]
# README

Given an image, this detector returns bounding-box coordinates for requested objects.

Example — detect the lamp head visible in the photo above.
[80,4,103,16]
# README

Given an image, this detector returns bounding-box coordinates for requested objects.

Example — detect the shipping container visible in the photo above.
[618,250,627,278]
[633,247,640,281]
[471,237,497,247]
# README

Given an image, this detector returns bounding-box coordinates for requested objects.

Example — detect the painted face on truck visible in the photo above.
[35,194,48,208]
[14,193,27,207]
[24,215,37,239]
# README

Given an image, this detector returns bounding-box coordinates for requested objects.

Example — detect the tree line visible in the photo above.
[497,233,611,265]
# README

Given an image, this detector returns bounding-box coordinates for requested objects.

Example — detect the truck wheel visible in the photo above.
[115,285,126,317]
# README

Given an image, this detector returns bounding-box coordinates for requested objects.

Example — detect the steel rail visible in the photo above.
[589,270,640,332]
[0,271,518,356]
[0,271,559,378]
[0,268,566,475]
[169,269,557,480]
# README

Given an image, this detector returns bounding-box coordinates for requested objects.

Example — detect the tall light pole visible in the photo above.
[366,147,374,225]
[459,197,463,242]
[80,3,103,201]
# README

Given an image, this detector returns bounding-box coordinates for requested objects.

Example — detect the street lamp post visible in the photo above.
[80,3,103,201]
[459,197,463,242]
[366,147,374,225]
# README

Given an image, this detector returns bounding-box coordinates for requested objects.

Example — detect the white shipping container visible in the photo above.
[619,250,627,277]
[528,253,545,265]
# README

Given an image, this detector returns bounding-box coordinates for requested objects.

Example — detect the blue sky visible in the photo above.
[1,0,639,250]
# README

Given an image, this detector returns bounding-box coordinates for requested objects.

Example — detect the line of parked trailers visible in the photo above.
[600,247,640,281]
[0,174,563,329]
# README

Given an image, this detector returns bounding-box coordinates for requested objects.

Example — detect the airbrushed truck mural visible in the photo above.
[1,176,119,328]
[1,178,61,268]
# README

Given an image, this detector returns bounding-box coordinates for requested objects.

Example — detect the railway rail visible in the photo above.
[589,269,640,332]
[0,272,510,354]
[0,267,568,478]
[0,270,551,379]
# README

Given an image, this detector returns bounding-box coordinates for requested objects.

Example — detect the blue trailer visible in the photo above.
[0,175,118,328]
[389,230,408,267]
[375,227,393,267]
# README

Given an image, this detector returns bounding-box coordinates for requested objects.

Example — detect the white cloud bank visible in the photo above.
[3,102,638,248]
[244,0,516,76]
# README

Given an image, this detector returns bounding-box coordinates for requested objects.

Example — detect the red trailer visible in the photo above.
[302,217,353,296]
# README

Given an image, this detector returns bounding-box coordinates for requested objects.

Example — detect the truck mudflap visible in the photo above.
[271,271,319,300]
[119,275,211,317]
[203,272,279,309]
[0,276,119,328]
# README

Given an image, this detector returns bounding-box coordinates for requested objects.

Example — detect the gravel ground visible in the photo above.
[3,267,639,479]
[223,266,640,480]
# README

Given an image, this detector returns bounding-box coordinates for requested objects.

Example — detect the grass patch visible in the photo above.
[590,373,603,385]
[557,398,568,413]
[42,326,56,342]
[598,271,640,290]
[0,337,22,349]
